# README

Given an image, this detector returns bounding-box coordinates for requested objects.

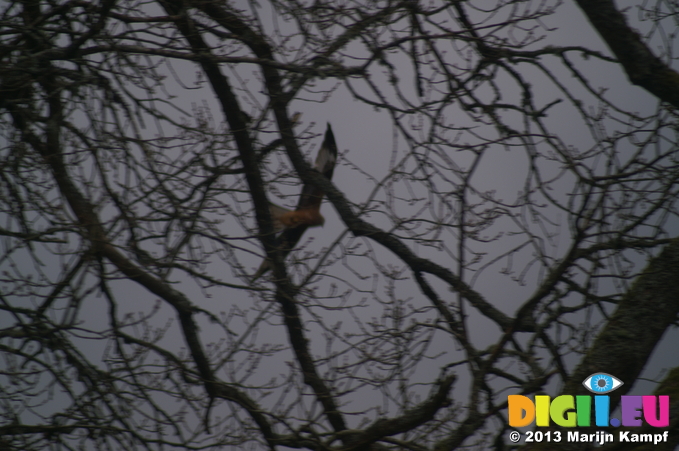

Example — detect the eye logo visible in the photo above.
[582,373,623,394]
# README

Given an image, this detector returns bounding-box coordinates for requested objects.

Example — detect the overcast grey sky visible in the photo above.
[2,0,678,449]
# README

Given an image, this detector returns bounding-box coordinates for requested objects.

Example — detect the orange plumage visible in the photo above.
[252,123,338,281]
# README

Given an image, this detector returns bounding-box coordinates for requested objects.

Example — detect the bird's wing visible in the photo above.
[252,123,338,281]
[268,202,294,233]
[296,123,338,212]
[251,223,308,282]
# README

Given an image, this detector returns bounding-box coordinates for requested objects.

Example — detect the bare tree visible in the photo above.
[1,0,678,450]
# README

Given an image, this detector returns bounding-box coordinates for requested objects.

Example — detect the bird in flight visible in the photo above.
[252,123,338,281]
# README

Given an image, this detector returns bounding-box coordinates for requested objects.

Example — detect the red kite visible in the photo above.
[252,123,338,280]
